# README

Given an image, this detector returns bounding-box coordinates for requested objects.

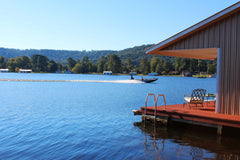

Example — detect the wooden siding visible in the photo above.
[158,11,240,115]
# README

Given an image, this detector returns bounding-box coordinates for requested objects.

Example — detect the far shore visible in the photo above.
[0,71,213,78]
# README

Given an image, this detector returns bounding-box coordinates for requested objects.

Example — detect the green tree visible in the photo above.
[20,56,31,69]
[163,60,173,73]
[7,56,31,71]
[126,57,133,72]
[189,59,198,73]
[31,54,49,72]
[7,56,31,72]
[97,56,107,73]
[88,61,97,73]
[57,62,63,71]
[67,57,76,71]
[198,59,207,72]
[139,58,150,75]
[155,61,164,74]
[0,56,6,68]
[150,57,160,72]
[15,57,22,68]
[207,60,217,74]
[174,57,181,72]
[47,60,58,73]
[106,54,122,73]
[133,65,139,73]
[7,58,17,72]
[175,57,189,72]
[72,63,83,73]
[81,56,89,73]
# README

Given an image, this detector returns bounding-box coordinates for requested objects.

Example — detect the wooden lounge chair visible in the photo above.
[183,89,206,109]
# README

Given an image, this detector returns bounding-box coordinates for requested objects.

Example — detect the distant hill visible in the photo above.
[117,45,174,65]
[0,47,117,64]
[0,44,174,65]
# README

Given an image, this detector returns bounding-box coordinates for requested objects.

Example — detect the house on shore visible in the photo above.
[19,69,32,73]
[146,2,240,115]
[0,69,9,73]
[129,72,137,76]
[64,70,73,74]
[103,71,112,75]
[148,72,158,76]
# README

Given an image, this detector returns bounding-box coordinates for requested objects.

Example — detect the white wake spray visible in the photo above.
[0,79,144,84]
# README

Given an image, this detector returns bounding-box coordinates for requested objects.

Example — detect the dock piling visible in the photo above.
[217,125,223,136]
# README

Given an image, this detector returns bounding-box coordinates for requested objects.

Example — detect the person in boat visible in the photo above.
[141,77,143,80]
[130,75,134,80]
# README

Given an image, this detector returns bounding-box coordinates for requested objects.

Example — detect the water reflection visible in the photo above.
[134,121,240,159]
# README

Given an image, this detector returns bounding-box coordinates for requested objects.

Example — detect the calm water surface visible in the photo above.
[0,73,239,159]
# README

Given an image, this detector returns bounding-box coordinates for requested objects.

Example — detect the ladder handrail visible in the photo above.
[144,93,167,118]
[155,94,167,110]
[145,93,156,116]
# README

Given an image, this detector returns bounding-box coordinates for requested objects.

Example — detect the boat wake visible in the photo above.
[0,79,144,84]
[67,79,144,83]
[106,80,144,84]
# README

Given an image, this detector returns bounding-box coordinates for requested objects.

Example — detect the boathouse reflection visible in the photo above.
[134,121,240,159]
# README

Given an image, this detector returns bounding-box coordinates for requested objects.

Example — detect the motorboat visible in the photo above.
[136,77,158,83]
[130,75,158,83]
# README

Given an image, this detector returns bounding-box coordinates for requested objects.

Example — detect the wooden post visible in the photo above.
[215,48,221,114]
[217,125,223,136]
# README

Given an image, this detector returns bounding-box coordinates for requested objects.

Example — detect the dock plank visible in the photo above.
[134,102,240,129]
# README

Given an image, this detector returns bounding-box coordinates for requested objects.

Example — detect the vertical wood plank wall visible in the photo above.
[164,11,240,115]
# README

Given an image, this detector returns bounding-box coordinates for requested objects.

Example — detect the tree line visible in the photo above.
[0,54,216,75]
[0,55,62,73]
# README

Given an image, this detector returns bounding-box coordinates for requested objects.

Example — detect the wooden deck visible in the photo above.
[133,102,240,130]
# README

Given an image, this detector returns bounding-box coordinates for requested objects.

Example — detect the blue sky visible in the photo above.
[0,0,239,51]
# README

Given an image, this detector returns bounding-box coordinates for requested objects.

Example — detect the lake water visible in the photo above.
[0,73,239,159]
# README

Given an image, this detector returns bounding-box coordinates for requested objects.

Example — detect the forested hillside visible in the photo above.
[117,45,174,65]
[0,47,117,64]
[0,44,216,75]
[0,45,173,65]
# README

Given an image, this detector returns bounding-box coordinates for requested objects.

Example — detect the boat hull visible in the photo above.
[136,78,158,83]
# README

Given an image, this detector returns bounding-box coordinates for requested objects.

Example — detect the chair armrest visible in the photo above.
[184,96,191,102]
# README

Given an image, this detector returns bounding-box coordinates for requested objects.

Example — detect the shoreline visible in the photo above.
[0,78,144,83]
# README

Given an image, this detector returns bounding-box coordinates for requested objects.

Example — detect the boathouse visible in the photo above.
[146,2,240,115]
[0,69,9,73]
[103,71,112,75]
[19,69,32,73]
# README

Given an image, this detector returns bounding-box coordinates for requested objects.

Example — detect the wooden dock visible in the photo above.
[133,102,240,135]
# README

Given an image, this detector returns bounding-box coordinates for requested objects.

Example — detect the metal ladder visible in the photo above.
[144,93,166,120]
